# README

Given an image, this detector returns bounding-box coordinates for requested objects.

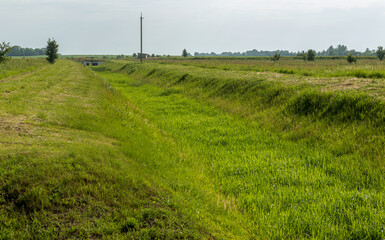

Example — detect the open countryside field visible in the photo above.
[2,57,385,239]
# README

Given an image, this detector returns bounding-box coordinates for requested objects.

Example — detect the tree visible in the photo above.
[182,49,188,57]
[296,51,307,60]
[307,49,316,61]
[376,46,385,61]
[151,54,155,57]
[271,53,280,62]
[0,41,12,63]
[347,53,357,64]
[45,38,59,64]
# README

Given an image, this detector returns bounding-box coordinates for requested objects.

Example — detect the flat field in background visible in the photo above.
[2,57,385,239]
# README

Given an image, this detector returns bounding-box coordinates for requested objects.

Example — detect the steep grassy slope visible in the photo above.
[92,60,385,239]
[1,60,233,239]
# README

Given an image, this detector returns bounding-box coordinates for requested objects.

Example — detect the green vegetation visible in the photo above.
[271,53,281,62]
[147,56,385,79]
[347,53,357,63]
[0,42,12,63]
[0,58,47,79]
[3,57,385,238]
[92,59,385,238]
[6,46,46,57]
[45,38,59,64]
[307,49,316,61]
[376,46,385,61]
[194,44,377,57]
[0,60,223,239]
[182,49,188,57]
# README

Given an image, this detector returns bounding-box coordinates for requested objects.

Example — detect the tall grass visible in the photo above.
[0,60,222,239]
[91,60,385,239]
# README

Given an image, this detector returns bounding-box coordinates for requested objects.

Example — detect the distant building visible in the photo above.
[76,57,104,67]
[81,61,104,66]
[137,53,149,59]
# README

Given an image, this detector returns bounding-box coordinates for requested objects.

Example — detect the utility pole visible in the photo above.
[140,13,143,63]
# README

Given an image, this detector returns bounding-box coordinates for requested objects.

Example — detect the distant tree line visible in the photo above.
[1,39,59,64]
[194,49,297,57]
[318,45,375,56]
[6,46,46,56]
[193,45,377,57]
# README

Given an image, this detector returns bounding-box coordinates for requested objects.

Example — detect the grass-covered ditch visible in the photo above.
[0,60,221,239]
[2,58,385,239]
[90,60,385,239]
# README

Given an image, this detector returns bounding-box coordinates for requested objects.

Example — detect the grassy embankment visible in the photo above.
[149,57,385,79]
[91,59,385,239]
[1,60,241,239]
[0,59,47,80]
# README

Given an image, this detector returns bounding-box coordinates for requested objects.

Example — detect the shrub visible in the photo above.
[271,53,281,62]
[0,41,12,63]
[347,53,357,63]
[307,49,316,61]
[182,49,188,57]
[376,46,385,61]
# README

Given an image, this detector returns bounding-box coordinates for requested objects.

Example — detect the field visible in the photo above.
[1,57,385,239]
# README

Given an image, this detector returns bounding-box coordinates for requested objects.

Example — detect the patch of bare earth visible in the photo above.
[0,115,35,138]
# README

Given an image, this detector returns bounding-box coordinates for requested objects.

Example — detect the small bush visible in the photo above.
[307,49,316,61]
[0,41,12,63]
[376,46,385,61]
[347,53,357,64]
[271,53,280,62]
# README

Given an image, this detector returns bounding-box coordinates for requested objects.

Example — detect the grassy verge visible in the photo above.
[0,59,48,80]
[91,60,385,239]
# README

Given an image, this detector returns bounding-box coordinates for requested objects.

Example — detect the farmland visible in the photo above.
[2,57,385,239]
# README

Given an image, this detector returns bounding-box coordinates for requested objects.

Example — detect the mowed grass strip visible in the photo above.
[0,60,227,239]
[0,58,48,81]
[150,57,385,79]
[93,64,385,239]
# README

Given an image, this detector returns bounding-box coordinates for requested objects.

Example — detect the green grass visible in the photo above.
[148,57,385,79]
[91,60,385,239]
[3,57,385,239]
[0,58,48,80]
[0,60,229,239]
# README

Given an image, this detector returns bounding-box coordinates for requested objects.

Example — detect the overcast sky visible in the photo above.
[2,0,385,55]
